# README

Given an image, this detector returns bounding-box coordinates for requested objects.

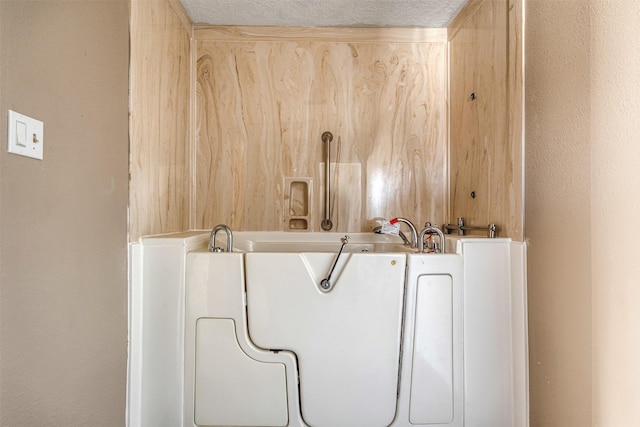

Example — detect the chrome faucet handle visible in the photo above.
[209,224,233,253]
[423,222,441,232]
[418,225,445,254]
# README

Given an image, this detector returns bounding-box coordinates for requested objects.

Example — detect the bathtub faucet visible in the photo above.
[391,217,418,248]
[209,224,233,253]
[418,225,445,254]
[373,225,411,246]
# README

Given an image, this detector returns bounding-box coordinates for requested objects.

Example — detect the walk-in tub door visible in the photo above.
[245,252,406,427]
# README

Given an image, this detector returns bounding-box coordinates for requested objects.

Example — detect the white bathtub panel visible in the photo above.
[510,242,530,427]
[127,242,143,427]
[409,274,454,424]
[194,318,288,426]
[185,251,306,427]
[245,252,406,427]
[460,239,515,427]
[141,244,186,426]
[395,254,464,427]
[138,233,209,427]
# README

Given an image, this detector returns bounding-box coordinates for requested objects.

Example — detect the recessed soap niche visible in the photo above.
[284,177,313,231]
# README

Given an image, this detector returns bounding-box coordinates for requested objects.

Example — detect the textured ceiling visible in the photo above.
[180,0,469,28]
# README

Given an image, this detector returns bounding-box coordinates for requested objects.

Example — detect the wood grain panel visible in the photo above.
[447,0,487,40]
[195,26,447,43]
[167,0,192,33]
[449,0,523,239]
[129,0,192,242]
[507,0,524,241]
[195,33,448,232]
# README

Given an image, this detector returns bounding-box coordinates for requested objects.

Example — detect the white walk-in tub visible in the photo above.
[128,231,528,427]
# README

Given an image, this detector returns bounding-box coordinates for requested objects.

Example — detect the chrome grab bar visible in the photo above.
[209,224,233,252]
[321,131,333,231]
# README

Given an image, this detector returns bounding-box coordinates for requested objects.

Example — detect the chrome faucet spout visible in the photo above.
[391,217,418,248]
[209,224,233,252]
[373,225,411,245]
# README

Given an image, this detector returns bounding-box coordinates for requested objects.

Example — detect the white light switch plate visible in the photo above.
[7,110,44,160]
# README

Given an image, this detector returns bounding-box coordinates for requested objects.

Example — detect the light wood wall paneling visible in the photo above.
[507,0,524,241]
[449,0,523,240]
[129,0,192,242]
[195,31,448,232]
[194,26,448,43]
[166,0,192,33]
[447,0,487,40]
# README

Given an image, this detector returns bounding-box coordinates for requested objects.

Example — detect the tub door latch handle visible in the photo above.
[319,235,349,293]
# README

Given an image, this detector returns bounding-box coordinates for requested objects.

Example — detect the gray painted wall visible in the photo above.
[0,1,129,425]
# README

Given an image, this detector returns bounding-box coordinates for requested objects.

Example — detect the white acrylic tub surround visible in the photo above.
[128,231,528,427]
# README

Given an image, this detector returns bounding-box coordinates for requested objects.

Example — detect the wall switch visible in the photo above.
[7,110,44,160]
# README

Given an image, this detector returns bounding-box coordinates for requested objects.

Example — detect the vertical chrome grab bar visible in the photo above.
[321,131,333,230]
